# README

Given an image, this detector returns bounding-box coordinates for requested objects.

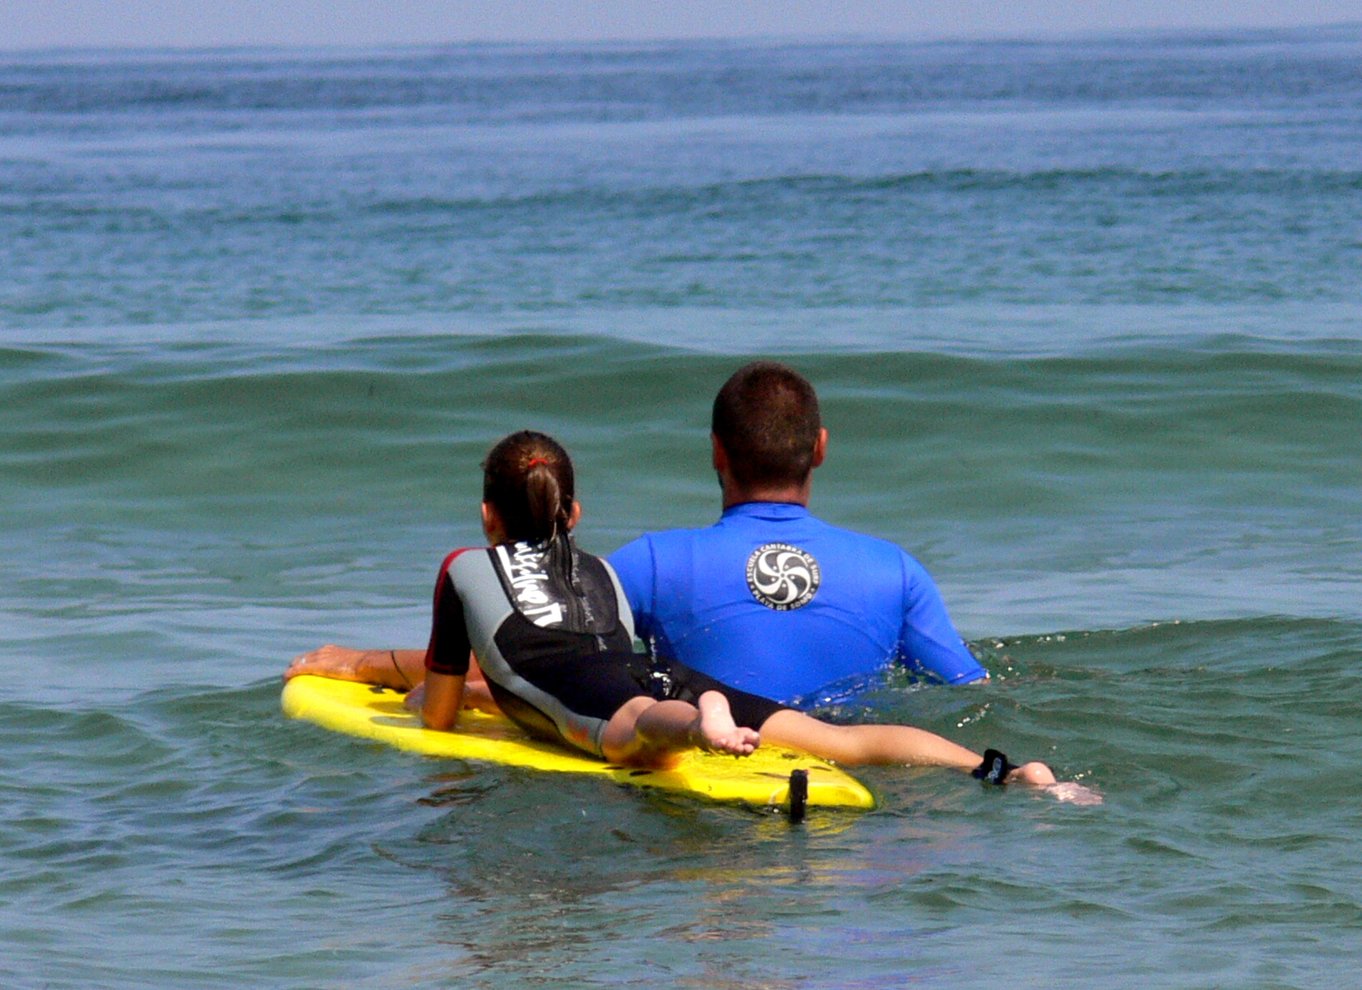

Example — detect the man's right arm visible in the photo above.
[899,555,989,685]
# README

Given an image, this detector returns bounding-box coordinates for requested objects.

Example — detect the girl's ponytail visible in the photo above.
[524,457,571,543]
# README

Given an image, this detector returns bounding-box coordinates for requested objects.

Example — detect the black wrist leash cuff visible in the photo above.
[972,749,1017,785]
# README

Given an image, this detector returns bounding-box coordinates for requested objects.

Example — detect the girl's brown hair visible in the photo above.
[481,430,575,543]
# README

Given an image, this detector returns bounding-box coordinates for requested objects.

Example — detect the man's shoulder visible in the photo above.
[611,522,716,555]
[606,528,683,579]
[799,513,911,557]
[611,511,911,557]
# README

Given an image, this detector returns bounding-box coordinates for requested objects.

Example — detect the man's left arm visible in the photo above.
[606,535,658,641]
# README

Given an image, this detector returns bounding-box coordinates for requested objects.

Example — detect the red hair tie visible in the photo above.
[526,457,550,469]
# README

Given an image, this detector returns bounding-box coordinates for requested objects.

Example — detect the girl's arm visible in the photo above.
[421,669,466,731]
[461,654,502,713]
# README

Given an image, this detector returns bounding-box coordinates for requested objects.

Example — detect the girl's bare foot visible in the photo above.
[1006,760,1057,786]
[1004,760,1104,805]
[693,691,759,757]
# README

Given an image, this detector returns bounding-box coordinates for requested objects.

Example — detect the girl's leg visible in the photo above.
[760,710,1056,784]
[600,692,760,767]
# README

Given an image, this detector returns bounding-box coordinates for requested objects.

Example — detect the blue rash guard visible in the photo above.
[607,502,987,705]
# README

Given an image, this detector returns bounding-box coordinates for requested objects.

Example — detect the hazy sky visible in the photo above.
[5,0,1362,50]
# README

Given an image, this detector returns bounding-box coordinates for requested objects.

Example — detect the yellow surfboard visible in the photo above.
[282,675,876,817]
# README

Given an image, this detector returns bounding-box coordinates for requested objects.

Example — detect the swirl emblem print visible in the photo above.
[746,543,821,611]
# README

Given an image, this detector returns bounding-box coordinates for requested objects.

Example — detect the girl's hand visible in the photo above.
[284,644,367,681]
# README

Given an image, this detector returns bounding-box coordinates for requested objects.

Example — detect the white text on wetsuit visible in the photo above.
[498,543,565,627]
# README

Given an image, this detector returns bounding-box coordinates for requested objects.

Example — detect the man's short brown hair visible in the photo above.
[711,361,821,488]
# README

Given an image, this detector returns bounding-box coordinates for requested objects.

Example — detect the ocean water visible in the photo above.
[3,26,1361,988]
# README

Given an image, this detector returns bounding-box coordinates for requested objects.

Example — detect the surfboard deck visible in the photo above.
[282,675,876,816]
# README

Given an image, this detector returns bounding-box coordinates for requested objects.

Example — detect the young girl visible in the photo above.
[287,431,1078,792]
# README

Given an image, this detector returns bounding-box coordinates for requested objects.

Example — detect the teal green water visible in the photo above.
[3,29,1361,988]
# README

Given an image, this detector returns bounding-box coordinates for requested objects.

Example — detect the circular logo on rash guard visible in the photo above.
[746,543,821,611]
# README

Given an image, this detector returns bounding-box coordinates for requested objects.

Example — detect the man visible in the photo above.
[606,361,987,706]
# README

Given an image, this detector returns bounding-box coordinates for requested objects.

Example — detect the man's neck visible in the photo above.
[720,478,812,510]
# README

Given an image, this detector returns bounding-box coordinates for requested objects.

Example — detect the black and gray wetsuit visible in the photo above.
[424,538,785,758]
